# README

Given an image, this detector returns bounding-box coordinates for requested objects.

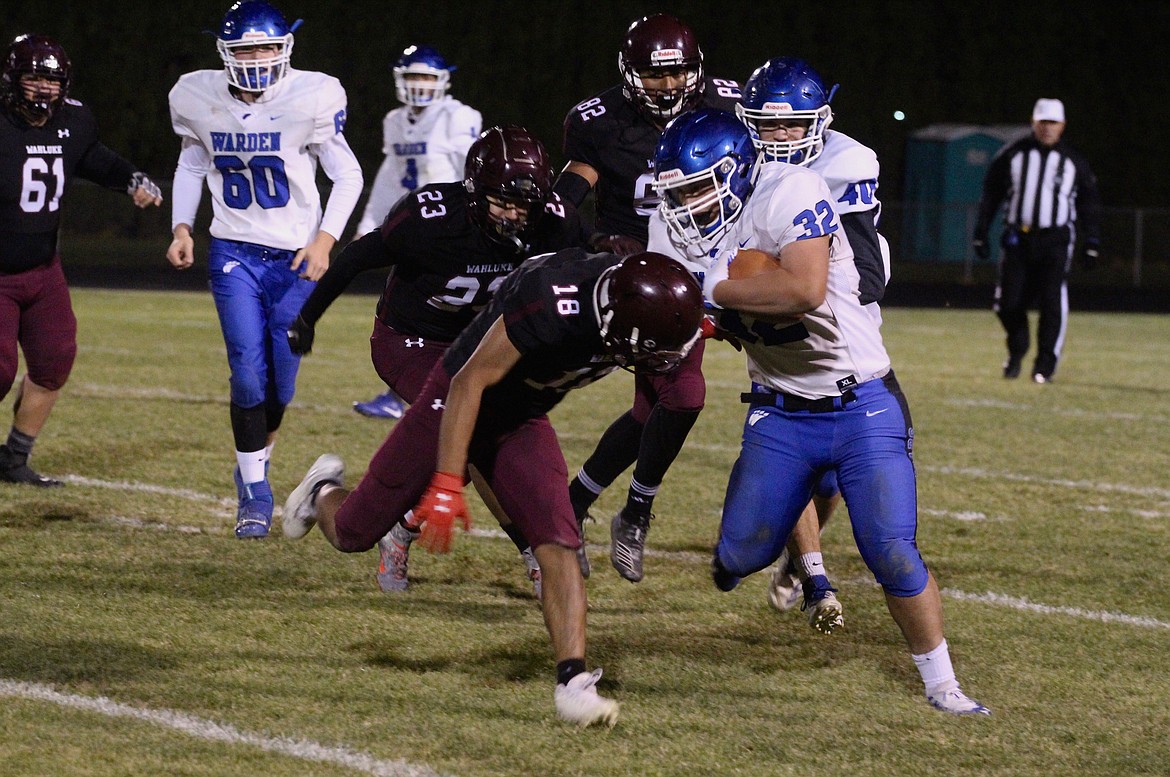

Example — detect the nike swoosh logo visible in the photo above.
[739,239,750,247]
[865,409,888,417]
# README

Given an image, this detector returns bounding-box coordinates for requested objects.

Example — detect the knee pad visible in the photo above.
[870,538,929,597]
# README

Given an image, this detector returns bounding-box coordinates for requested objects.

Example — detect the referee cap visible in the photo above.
[1032,98,1065,123]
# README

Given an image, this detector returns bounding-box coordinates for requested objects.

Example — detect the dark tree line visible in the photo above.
[4,0,1165,206]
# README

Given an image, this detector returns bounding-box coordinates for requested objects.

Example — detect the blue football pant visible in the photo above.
[208,238,315,411]
[715,372,929,597]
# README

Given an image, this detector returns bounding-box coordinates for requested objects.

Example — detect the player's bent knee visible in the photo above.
[870,542,929,597]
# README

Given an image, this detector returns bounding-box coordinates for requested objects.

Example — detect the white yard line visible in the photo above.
[0,680,450,777]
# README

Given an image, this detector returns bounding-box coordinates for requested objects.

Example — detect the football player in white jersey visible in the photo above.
[350,44,483,420]
[736,57,892,617]
[649,108,989,716]
[165,0,363,539]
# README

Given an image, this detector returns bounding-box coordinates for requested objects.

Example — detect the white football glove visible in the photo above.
[128,171,162,201]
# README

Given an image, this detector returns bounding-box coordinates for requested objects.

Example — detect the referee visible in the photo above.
[973,98,1102,383]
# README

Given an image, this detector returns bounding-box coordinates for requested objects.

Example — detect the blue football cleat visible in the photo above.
[353,390,406,419]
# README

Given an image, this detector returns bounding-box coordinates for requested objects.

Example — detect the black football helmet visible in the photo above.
[464,125,553,252]
[1,34,71,122]
[595,252,704,374]
[619,14,705,122]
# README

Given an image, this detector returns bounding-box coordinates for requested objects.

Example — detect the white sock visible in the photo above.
[912,639,957,694]
[796,552,826,580]
[236,449,267,484]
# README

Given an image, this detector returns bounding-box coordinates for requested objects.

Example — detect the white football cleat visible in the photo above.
[766,550,802,611]
[554,668,619,728]
[282,454,344,539]
[521,547,542,603]
[928,684,991,716]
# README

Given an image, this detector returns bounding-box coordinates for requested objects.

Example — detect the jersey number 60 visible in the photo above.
[215,154,290,209]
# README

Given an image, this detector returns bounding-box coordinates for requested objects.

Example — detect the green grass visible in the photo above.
[2,289,1169,776]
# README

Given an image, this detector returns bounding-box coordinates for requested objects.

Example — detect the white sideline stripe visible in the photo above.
[66,483,1170,632]
[942,589,1170,631]
[945,397,1166,424]
[0,680,449,777]
[921,464,1170,500]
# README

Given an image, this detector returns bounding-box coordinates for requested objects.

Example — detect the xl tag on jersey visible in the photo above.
[836,375,859,392]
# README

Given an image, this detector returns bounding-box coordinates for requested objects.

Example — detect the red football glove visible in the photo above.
[700,314,742,351]
[415,471,471,554]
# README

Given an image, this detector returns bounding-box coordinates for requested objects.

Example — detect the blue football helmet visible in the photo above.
[393,45,453,107]
[216,1,302,92]
[736,57,838,166]
[652,108,759,249]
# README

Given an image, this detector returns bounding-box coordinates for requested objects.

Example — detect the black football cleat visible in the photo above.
[0,462,63,487]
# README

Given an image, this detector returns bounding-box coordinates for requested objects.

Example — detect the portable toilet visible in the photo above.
[902,124,1029,262]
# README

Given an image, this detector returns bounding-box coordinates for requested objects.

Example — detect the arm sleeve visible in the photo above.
[313,132,364,240]
[840,210,887,305]
[171,138,211,231]
[974,146,1013,241]
[553,169,593,209]
[1073,154,1102,244]
[297,228,392,324]
[424,104,481,184]
[77,140,138,192]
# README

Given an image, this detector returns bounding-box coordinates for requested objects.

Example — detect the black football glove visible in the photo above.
[287,314,315,355]
[972,237,990,261]
[1080,241,1100,271]
[588,232,645,257]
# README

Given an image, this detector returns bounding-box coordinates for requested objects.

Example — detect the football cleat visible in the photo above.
[766,550,802,611]
[554,668,619,728]
[234,476,273,539]
[0,461,62,487]
[376,522,419,592]
[573,509,593,579]
[610,509,651,582]
[927,685,991,716]
[521,547,542,603]
[800,575,844,634]
[282,454,344,539]
[353,390,406,419]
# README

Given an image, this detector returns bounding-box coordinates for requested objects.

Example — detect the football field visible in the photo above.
[2,289,1168,776]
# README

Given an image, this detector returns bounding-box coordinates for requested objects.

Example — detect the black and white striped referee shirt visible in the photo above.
[975,136,1101,241]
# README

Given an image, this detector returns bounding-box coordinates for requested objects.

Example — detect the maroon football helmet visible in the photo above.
[619,14,705,122]
[596,252,703,374]
[464,125,553,251]
[1,34,72,122]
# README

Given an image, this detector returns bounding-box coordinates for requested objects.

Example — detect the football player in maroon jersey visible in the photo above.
[0,34,161,487]
[283,250,704,727]
[287,125,584,597]
[553,14,740,583]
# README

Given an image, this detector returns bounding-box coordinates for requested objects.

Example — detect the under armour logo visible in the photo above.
[405,338,424,348]
[431,398,445,411]
[223,261,241,274]
[58,128,70,138]
[748,409,768,427]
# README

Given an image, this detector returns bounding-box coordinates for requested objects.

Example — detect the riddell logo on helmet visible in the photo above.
[656,169,684,183]
[650,49,684,66]
[762,101,795,112]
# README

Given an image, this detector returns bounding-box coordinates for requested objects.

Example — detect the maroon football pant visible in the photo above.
[0,257,77,398]
[334,364,578,553]
[368,317,448,403]
[631,336,706,422]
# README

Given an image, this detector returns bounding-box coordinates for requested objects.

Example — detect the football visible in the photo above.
[728,247,782,280]
[725,247,805,327]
